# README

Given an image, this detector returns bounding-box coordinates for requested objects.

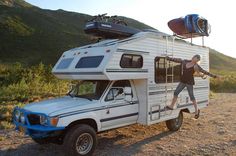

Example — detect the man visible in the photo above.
[166,54,218,119]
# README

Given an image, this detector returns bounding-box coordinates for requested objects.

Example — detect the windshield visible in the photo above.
[68,80,110,100]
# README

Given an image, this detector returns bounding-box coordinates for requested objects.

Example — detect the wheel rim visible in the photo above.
[75,133,93,155]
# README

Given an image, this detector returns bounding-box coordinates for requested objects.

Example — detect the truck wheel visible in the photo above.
[63,124,97,156]
[166,111,183,131]
[32,137,50,145]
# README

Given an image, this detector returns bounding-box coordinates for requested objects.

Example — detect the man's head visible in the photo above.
[192,54,201,64]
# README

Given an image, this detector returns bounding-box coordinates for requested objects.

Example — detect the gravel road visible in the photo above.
[0,93,236,156]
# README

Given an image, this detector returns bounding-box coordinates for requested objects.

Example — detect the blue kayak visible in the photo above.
[168,14,211,38]
[184,14,210,36]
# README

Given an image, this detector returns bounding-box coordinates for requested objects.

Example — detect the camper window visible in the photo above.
[155,57,182,83]
[56,58,74,69]
[75,56,104,68]
[120,54,143,68]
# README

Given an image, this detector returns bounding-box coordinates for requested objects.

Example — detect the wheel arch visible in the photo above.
[181,108,190,113]
[66,118,99,132]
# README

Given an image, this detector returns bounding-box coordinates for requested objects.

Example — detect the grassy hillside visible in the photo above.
[0,0,32,7]
[0,0,152,65]
[209,48,236,71]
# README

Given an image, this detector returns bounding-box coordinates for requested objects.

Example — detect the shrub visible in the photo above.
[0,62,70,102]
[210,71,236,93]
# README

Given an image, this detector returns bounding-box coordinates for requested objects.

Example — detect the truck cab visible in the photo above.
[13,79,140,155]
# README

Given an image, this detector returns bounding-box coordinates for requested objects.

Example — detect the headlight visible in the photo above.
[14,110,20,121]
[40,115,59,126]
[20,113,25,124]
[40,115,48,125]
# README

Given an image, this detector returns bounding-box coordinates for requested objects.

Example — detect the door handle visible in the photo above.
[104,105,110,114]
[106,108,110,114]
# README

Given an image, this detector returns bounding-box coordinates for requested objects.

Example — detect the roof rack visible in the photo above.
[84,14,141,39]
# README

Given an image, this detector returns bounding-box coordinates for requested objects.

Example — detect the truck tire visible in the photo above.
[63,124,97,156]
[166,111,183,131]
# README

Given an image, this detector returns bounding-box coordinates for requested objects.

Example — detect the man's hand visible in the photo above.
[201,74,207,79]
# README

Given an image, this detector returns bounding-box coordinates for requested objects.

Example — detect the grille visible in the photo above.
[27,114,40,125]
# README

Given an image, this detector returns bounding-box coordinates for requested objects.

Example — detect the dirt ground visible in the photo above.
[0,93,236,156]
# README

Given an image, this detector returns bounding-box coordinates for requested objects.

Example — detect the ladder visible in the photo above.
[150,35,176,121]
[164,35,175,114]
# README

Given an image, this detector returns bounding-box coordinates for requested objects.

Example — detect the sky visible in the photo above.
[26,0,236,58]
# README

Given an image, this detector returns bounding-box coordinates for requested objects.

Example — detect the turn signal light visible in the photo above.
[50,117,59,126]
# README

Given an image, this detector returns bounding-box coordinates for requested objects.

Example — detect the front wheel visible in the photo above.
[166,111,183,131]
[63,124,97,156]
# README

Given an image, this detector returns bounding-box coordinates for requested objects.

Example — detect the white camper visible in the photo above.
[13,31,209,156]
[53,31,209,124]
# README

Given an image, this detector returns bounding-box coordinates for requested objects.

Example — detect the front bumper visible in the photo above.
[13,107,65,138]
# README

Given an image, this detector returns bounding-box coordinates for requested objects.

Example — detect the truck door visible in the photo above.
[101,80,139,130]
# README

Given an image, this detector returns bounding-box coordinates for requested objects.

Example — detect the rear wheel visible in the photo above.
[63,124,97,156]
[166,111,183,131]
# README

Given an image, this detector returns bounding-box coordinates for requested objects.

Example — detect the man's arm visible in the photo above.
[194,65,217,78]
[166,56,184,63]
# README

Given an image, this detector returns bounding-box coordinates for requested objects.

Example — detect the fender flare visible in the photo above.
[57,112,102,131]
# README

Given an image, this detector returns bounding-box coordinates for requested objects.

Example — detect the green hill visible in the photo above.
[209,48,236,71]
[0,0,32,7]
[0,0,152,65]
[0,0,236,72]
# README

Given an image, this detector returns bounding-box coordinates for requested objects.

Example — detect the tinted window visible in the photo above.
[155,57,182,83]
[57,58,74,69]
[120,54,143,68]
[75,56,104,68]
